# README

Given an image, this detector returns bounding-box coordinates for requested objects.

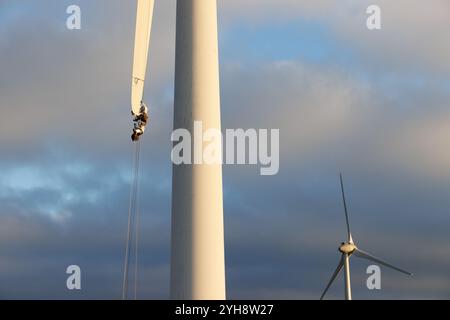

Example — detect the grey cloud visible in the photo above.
[222,0,450,76]
[1,0,450,300]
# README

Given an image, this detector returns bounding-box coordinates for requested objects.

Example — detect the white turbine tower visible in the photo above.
[320,174,412,300]
[170,0,226,300]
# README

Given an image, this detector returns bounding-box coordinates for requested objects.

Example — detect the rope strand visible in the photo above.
[122,140,142,300]
[134,142,141,300]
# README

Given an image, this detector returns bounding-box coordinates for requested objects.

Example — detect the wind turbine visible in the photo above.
[320,174,412,300]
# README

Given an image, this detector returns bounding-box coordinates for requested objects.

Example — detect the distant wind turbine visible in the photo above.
[320,174,412,300]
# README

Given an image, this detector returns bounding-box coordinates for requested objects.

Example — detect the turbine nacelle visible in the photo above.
[338,242,356,255]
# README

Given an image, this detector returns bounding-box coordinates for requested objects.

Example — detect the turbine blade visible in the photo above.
[340,173,352,242]
[354,248,412,275]
[320,254,345,300]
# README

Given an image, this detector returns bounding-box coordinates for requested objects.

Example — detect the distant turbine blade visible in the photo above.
[320,254,345,300]
[354,248,413,276]
[340,173,352,242]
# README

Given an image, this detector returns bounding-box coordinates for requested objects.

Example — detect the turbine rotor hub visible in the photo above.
[339,242,356,254]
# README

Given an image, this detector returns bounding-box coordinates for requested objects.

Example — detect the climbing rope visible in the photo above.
[122,140,142,300]
[134,161,141,300]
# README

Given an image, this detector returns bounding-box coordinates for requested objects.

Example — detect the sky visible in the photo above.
[0,0,450,299]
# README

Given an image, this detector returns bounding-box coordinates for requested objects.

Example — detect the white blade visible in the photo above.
[354,248,412,275]
[339,173,353,243]
[320,254,345,300]
[131,0,154,115]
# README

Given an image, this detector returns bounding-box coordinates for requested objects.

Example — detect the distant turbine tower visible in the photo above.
[170,0,226,300]
[320,174,412,300]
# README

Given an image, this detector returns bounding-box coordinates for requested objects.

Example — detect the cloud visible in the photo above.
[0,0,176,151]
[1,0,450,299]
[221,0,450,75]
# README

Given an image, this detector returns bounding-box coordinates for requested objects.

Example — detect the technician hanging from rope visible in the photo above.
[131,102,149,141]
[123,0,155,300]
